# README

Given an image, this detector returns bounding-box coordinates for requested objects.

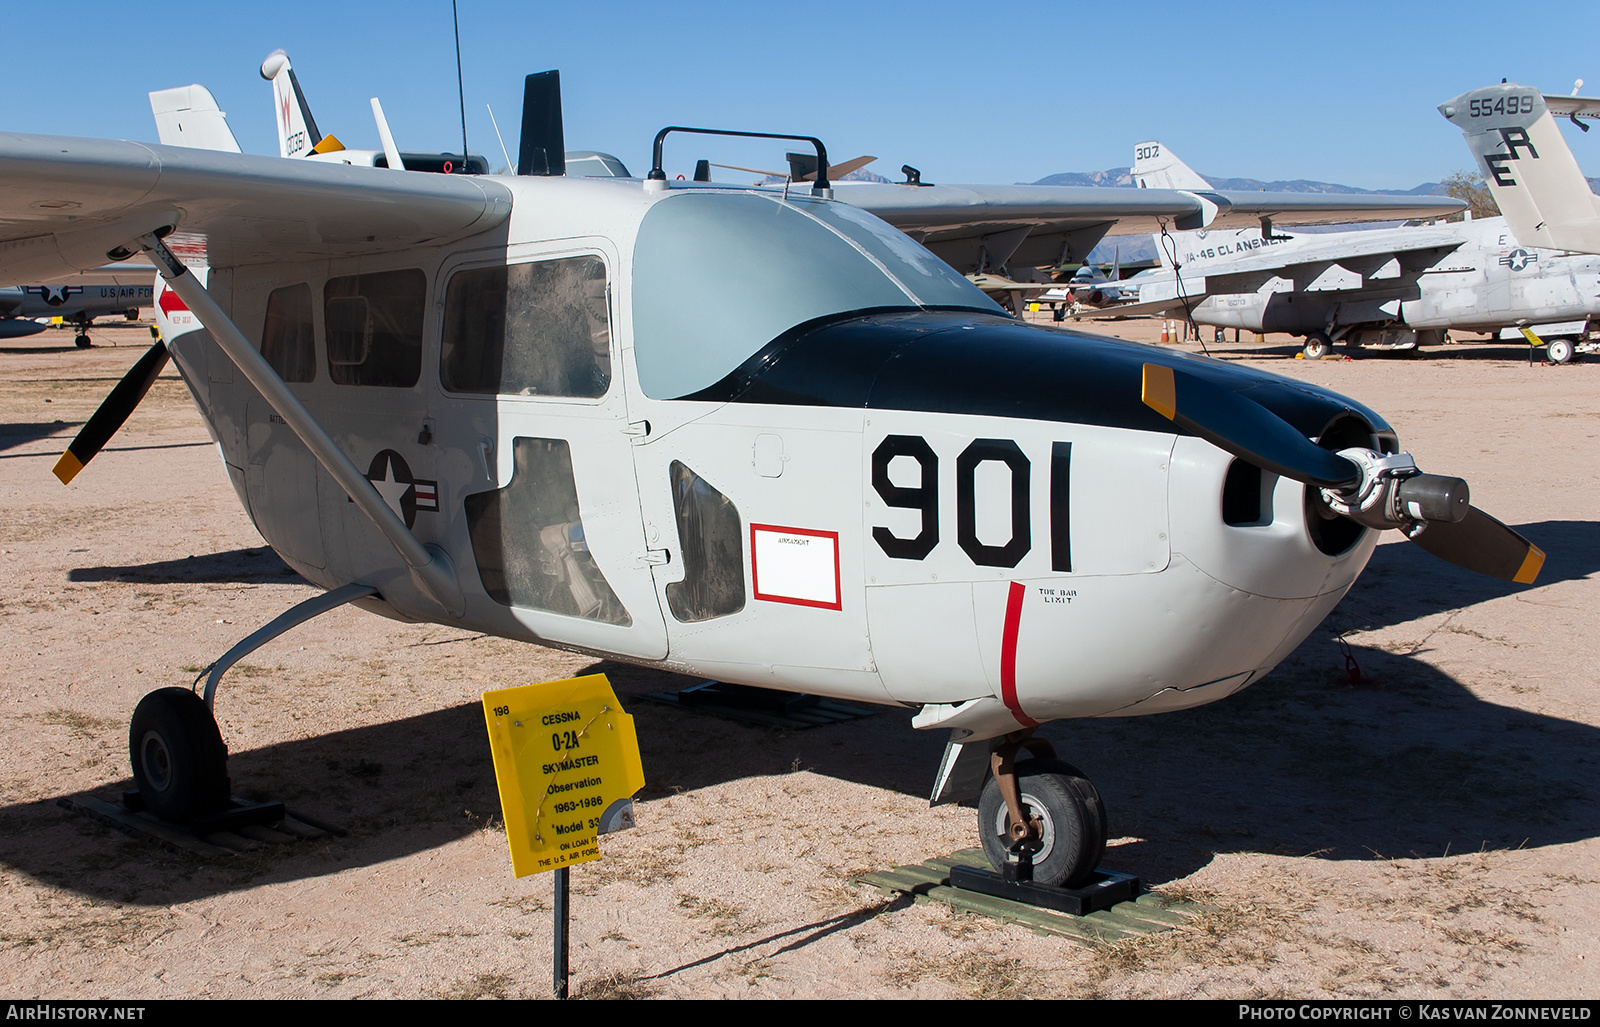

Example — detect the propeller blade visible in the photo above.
[53,338,169,485]
[1410,506,1545,583]
[709,161,788,178]
[801,155,878,182]
[1141,363,1360,489]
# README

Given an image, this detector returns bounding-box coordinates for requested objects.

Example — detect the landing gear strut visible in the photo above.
[126,582,379,824]
[977,734,1107,888]
[70,315,91,348]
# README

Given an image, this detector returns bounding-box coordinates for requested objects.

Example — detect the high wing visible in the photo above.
[835,181,1464,274]
[0,133,512,283]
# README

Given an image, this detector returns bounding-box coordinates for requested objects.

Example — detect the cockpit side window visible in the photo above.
[261,282,316,383]
[440,256,612,398]
[324,268,426,388]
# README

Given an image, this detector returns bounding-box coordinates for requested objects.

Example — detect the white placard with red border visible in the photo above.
[750,523,841,610]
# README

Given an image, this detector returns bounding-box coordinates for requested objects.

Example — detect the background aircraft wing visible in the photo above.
[1106,226,1467,316]
[0,133,512,282]
[837,182,1463,273]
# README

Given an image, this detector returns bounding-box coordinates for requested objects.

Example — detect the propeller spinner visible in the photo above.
[1140,363,1544,584]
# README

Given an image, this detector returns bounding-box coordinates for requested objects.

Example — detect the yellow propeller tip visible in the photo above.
[1141,363,1177,421]
[52,451,83,485]
[1513,545,1545,585]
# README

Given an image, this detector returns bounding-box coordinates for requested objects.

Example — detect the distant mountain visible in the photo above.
[1031,167,1445,195]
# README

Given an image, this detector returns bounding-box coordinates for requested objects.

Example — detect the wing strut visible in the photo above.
[136,233,466,617]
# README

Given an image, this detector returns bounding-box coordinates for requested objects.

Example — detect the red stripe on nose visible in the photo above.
[1000,581,1038,727]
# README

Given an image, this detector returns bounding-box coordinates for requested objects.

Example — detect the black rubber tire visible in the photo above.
[1052,760,1108,874]
[73,335,91,349]
[978,757,1102,888]
[1303,334,1331,360]
[129,688,229,823]
[1547,338,1576,365]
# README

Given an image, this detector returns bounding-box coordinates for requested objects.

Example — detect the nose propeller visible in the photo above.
[52,338,169,484]
[1141,363,1544,584]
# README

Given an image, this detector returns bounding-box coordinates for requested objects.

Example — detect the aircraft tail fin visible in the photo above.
[1440,83,1600,252]
[1132,141,1212,191]
[261,50,343,158]
[149,86,242,153]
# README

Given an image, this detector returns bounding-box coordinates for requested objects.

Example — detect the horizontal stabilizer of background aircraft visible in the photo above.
[1440,82,1600,254]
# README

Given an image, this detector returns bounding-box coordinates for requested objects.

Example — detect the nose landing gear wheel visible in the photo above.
[978,758,1107,888]
[1547,338,1576,364]
[128,687,230,823]
[74,334,91,348]
[1302,333,1331,360]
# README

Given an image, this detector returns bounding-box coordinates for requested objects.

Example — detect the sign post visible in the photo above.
[482,673,644,999]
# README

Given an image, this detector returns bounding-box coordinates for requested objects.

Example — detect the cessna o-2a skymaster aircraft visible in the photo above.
[0,75,1541,890]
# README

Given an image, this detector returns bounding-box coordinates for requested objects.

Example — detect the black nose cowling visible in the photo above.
[681,308,1390,446]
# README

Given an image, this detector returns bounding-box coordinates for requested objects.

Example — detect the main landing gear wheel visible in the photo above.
[979,757,1107,888]
[74,334,91,349]
[129,687,230,823]
[1547,338,1576,365]
[1302,333,1331,360]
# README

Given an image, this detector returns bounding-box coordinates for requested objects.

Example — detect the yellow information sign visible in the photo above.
[482,673,645,877]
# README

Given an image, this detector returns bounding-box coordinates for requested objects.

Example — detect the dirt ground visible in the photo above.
[0,319,1595,1000]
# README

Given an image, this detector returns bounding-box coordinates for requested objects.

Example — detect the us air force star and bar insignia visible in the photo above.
[1500,248,1537,272]
[481,674,645,877]
[359,449,438,529]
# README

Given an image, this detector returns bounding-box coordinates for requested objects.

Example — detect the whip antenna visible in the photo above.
[452,0,468,172]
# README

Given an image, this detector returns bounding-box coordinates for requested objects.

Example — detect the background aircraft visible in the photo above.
[1109,143,1600,362]
[1440,81,1600,256]
[0,270,153,346]
[239,51,1464,283]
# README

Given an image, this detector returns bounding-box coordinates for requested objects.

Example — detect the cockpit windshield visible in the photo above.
[632,191,998,399]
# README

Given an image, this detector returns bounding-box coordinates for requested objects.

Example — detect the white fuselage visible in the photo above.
[158,175,1383,741]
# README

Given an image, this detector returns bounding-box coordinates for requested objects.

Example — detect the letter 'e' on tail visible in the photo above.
[1440,83,1600,253]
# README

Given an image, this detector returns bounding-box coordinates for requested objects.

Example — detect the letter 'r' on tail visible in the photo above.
[1132,141,1213,191]
[1440,83,1600,253]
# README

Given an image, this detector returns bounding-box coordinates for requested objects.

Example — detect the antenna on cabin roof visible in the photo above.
[518,71,566,176]
[452,0,469,173]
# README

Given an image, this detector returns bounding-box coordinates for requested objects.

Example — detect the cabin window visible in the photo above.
[261,283,316,383]
[463,437,631,625]
[666,461,746,622]
[324,268,426,387]
[440,257,611,398]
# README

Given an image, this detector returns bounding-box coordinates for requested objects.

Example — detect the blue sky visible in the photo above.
[1,0,1593,189]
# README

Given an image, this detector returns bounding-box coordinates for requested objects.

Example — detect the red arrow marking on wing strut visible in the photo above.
[157,285,189,315]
